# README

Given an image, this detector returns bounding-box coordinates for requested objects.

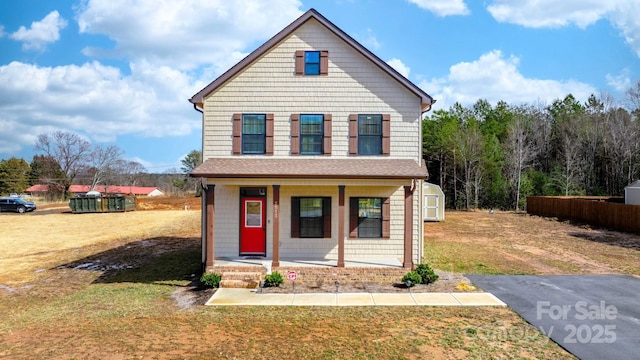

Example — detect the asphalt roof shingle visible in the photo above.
[191,158,427,179]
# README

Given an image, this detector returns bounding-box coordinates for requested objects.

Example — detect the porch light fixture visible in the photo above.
[335,281,340,293]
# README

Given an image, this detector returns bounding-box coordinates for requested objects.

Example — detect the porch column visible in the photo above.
[337,185,345,267]
[205,185,215,269]
[272,185,280,267]
[403,185,414,269]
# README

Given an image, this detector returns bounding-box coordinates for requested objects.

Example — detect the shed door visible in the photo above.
[424,195,439,221]
[240,195,266,255]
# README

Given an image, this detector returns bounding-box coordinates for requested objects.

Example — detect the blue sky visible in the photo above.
[1,0,639,172]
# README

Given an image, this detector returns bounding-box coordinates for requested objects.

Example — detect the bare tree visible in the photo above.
[604,108,639,194]
[88,145,124,191]
[113,160,147,194]
[34,131,92,196]
[625,80,640,114]
[504,108,538,210]
[455,118,484,209]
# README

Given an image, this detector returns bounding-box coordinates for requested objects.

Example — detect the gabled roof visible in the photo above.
[191,158,427,180]
[189,8,435,112]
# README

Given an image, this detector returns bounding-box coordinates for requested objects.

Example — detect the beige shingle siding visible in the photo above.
[202,19,421,161]
[212,185,241,256]
[209,182,419,261]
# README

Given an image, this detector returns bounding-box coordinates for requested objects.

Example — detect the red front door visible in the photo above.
[240,196,266,255]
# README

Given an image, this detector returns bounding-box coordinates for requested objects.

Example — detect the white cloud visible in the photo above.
[358,28,381,50]
[387,58,410,78]
[0,25,5,37]
[0,61,202,151]
[606,69,632,92]
[608,2,640,58]
[486,0,640,58]
[0,2,306,158]
[408,0,470,17]
[420,50,596,109]
[9,11,67,51]
[75,0,303,70]
[487,0,613,29]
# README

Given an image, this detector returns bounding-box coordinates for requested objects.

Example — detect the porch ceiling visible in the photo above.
[191,158,427,180]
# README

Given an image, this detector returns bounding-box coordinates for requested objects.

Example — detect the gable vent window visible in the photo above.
[295,50,329,75]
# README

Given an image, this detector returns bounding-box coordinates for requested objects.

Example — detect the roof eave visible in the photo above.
[190,173,427,180]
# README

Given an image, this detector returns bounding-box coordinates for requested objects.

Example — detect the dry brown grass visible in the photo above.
[0,207,200,286]
[425,210,640,276]
[6,201,625,359]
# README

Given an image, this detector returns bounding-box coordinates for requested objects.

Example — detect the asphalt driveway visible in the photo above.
[467,275,640,360]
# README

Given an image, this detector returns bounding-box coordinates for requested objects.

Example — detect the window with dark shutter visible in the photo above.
[292,197,331,238]
[291,197,300,238]
[295,50,329,76]
[290,114,300,155]
[358,114,382,155]
[349,114,391,155]
[304,51,320,75]
[266,113,274,155]
[349,197,390,239]
[323,114,332,155]
[293,114,332,155]
[295,51,304,75]
[348,114,358,155]
[300,114,323,155]
[382,114,390,155]
[320,50,329,75]
[233,113,242,155]
[234,113,273,155]
[241,114,266,154]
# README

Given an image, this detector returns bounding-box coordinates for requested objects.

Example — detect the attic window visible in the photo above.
[295,50,329,75]
[305,51,320,75]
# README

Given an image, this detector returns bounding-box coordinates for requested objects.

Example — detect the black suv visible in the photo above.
[0,197,37,213]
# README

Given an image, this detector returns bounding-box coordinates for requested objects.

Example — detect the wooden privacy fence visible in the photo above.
[526,196,640,234]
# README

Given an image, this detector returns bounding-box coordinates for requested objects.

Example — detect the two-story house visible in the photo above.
[190,9,434,274]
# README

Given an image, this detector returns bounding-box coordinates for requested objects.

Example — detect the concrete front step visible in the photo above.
[220,272,264,289]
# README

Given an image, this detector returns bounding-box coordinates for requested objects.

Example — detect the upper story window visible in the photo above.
[242,114,266,154]
[300,114,323,154]
[349,114,390,156]
[295,50,328,75]
[304,51,320,75]
[233,113,274,155]
[358,115,382,155]
[290,114,332,155]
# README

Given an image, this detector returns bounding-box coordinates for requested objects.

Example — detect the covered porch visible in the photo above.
[192,158,427,273]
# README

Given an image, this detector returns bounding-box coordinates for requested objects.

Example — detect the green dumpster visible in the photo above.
[69,196,136,213]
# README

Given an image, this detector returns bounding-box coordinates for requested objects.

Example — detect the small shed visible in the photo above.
[423,182,445,221]
[625,180,640,205]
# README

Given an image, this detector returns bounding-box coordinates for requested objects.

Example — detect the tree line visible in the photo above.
[0,131,202,199]
[423,81,640,210]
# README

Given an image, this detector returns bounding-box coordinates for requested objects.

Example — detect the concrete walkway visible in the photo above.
[206,288,506,306]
